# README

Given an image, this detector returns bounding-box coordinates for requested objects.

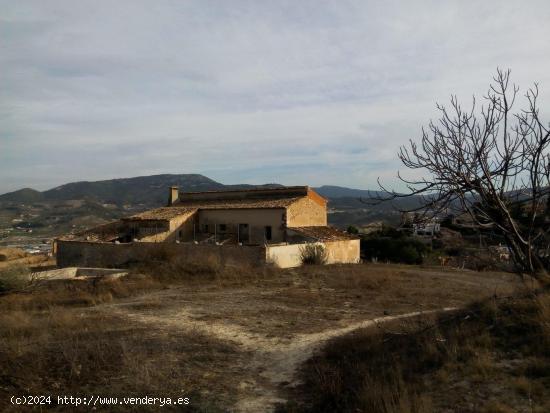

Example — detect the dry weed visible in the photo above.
[0,274,161,311]
[280,290,550,413]
[481,400,517,413]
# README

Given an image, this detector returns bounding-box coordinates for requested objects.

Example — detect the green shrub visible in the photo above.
[347,225,359,234]
[399,245,422,264]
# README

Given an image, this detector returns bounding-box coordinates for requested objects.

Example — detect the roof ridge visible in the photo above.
[178,185,309,195]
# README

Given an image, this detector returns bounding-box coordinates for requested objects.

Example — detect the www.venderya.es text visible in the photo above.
[10,395,190,407]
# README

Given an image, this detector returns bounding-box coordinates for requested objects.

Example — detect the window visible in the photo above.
[264,226,272,241]
[219,224,227,232]
[203,224,209,232]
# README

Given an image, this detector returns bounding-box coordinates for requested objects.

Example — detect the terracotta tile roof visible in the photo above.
[173,186,322,208]
[287,226,359,241]
[124,207,198,221]
[175,197,301,210]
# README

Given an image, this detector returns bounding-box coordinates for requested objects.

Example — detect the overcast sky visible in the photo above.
[1,0,549,194]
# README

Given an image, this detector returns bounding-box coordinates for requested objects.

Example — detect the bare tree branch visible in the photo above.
[376,69,549,278]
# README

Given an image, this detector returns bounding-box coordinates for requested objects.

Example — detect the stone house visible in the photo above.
[55,186,360,268]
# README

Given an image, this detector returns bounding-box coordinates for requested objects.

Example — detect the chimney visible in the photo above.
[168,186,179,205]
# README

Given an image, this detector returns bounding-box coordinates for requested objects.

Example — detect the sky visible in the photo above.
[1,0,550,194]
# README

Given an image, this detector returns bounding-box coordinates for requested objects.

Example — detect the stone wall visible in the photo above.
[56,240,266,268]
[285,197,327,227]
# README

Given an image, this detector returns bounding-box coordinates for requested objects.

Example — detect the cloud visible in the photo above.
[1,0,550,193]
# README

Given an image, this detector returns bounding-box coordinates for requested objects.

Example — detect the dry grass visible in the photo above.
[0,247,27,262]
[128,262,520,338]
[0,298,237,411]
[0,252,53,270]
[0,256,280,411]
[298,264,394,291]
[0,274,162,311]
[279,289,550,413]
[0,258,527,411]
[481,401,517,413]
[0,264,31,292]
[129,250,284,293]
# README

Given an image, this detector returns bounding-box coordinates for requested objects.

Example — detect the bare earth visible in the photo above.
[86,264,520,412]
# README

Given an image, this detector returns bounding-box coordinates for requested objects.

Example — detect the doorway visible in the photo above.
[238,223,249,244]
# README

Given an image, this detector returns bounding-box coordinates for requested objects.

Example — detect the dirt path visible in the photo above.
[97,296,457,412]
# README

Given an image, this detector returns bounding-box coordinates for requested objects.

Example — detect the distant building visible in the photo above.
[359,221,384,234]
[413,220,440,236]
[55,186,360,268]
[400,212,441,236]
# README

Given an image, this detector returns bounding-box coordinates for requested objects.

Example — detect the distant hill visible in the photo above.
[314,185,426,212]
[0,174,428,234]
[0,188,44,203]
[0,175,421,208]
[314,185,386,199]
[41,174,225,206]
[0,174,285,207]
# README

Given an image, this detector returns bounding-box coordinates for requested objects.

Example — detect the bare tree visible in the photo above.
[380,69,549,278]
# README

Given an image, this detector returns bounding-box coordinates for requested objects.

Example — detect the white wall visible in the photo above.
[266,243,305,268]
[266,239,360,268]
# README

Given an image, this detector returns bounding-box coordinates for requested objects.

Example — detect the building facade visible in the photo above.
[56,186,360,268]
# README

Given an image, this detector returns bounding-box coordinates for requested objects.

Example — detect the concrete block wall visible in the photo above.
[56,239,359,270]
[56,240,265,269]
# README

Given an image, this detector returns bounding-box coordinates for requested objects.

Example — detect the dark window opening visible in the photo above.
[118,235,132,243]
[264,226,272,241]
[238,223,249,243]
[203,224,209,232]
[219,224,227,232]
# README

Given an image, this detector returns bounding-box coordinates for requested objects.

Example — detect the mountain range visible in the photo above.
[0,175,422,234]
[0,174,388,206]
[0,175,284,206]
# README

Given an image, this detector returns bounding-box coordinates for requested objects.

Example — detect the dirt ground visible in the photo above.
[79,264,520,412]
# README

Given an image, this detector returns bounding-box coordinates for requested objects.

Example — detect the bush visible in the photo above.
[399,245,422,264]
[361,236,428,264]
[300,244,328,265]
[0,265,31,293]
[445,246,465,257]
